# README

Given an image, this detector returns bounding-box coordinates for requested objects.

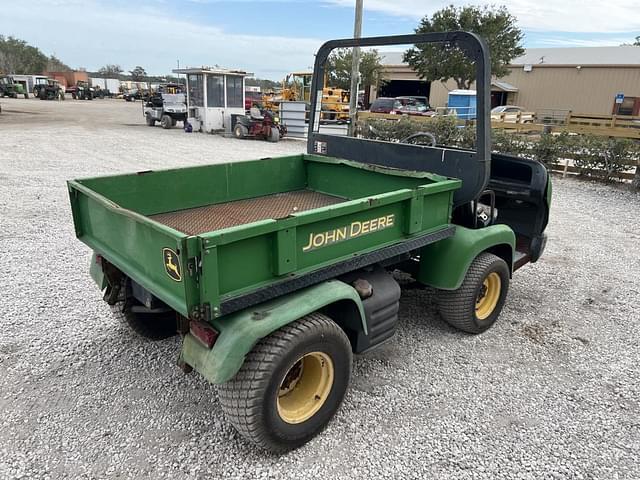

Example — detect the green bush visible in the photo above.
[359,115,638,184]
[360,115,462,146]
[491,130,529,157]
[573,135,639,182]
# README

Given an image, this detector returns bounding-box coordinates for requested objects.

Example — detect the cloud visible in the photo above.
[325,0,640,34]
[1,0,323,78]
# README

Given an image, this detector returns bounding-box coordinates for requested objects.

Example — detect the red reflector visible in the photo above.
[95,254,103,265]
[190,320,219,348]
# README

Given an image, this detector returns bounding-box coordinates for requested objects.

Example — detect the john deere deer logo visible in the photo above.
[163,248,182,282]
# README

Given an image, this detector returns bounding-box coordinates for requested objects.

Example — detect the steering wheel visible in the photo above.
[400,132,437,147]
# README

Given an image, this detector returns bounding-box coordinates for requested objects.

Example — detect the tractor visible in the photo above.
[69,81,93,100]
[37,79,64,100]
[0,75,29,99]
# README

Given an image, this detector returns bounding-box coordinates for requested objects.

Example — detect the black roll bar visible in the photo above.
[306,31,492,206]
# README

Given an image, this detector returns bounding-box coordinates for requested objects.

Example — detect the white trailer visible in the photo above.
[173,67,249,133]
[11,74,47,95]
[105,78,120,93]
[90,78,121,93]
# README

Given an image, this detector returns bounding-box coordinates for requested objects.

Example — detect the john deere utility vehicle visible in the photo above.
[68,32,550,452]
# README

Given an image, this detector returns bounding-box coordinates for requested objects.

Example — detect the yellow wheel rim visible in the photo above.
[475,272,501,320]
[277,352,334,424]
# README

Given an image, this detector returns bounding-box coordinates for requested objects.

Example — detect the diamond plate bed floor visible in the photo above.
[150,189,345,235]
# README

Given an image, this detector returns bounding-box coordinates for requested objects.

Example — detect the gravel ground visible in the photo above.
[1,98,639,479]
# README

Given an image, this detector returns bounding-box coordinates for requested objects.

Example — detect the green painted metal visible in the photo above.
[67,181,196,316]
[180,280,365,384]
[76,155,308,216]
[69,154,460,320]
[417,225,516,290]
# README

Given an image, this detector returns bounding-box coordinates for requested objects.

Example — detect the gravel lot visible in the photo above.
[1,97,639,480]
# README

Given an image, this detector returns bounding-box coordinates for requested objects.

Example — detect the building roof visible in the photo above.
[381,46,640,67]
[173,67,251,76]
[512,46,640,66]
[380,52,405,65]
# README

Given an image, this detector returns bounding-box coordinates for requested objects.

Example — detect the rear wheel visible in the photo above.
[160,115,172,129]
[219,312,352,452]
[437,252,510,333]
[145,114,155,126]
[267,126,280,142]
[234,124,248,138]
[33,88,39,98]
[110,301,177,340]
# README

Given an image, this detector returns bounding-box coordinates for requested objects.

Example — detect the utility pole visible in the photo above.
[348,0,363,136]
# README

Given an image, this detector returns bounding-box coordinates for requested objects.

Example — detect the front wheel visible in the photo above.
[437,252,510,333]
[234,123,248,138]
[219,313,352,452]
[160,115,172,129]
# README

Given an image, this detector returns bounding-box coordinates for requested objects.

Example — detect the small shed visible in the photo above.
[173,67,249,133]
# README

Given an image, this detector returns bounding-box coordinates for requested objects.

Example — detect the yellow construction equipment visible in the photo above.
[263,72,349,121]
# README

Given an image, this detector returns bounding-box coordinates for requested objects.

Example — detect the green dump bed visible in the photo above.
[68,154,461,320]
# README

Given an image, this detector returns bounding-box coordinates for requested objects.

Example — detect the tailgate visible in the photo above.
[68,180,200,317]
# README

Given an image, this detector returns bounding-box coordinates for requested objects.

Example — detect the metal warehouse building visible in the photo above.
[377,46,640,116]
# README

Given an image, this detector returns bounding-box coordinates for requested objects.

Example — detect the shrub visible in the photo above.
[358,115,639,185]
[360,115,462,146]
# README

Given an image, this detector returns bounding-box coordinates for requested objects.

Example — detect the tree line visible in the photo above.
[0,35,70,74]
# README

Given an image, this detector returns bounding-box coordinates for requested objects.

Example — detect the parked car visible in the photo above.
[123,89,141,102]
[397,96,431,110]
[369,97,398,113]
[491,105,524,114]
[395,102,436,117]
[370,97,435,116]
[491,105,533,123]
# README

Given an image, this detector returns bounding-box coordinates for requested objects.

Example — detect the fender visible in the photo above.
[180,279,365,384]
[417,225,515,290]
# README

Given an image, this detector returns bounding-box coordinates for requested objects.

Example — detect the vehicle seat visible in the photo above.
[250,107,264,121]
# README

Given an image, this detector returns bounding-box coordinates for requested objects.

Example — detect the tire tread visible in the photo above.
[218,312,351,452]
[437,252,509,334]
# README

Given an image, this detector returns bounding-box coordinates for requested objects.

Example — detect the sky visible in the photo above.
[2,0,639,79]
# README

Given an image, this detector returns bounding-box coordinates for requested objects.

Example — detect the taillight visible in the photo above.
[190,320,219,348]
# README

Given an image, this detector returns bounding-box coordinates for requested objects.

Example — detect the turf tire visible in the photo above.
[218,312,352,452]
[437,252,510,334]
